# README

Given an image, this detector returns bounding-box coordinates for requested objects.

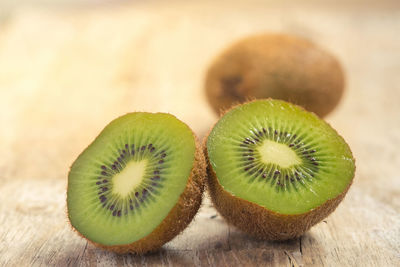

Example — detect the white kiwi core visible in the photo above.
[258,140,301,168]
[112,160,147,197]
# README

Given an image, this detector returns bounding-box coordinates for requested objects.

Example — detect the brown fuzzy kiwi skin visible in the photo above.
[205,33,345,118]
[203,100,355,240]
[68,137,206,254]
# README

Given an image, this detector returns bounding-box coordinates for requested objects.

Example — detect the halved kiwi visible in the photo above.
[205,99,355,240]
[67,112,205,254]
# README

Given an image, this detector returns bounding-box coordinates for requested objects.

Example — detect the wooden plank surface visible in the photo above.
[0,1,399,266]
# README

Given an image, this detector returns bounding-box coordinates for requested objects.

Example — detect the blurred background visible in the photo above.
[0,0,399,265]
[1,0,399,193]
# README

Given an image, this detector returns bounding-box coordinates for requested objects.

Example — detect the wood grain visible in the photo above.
[0,1,399,266]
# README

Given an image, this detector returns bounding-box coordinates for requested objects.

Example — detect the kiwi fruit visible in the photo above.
[205,33,345,117]
[204,99,355,240]
[67,112,206,254]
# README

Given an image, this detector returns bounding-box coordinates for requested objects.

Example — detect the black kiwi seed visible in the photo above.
[238,127,320,189]
[93,142,170,218]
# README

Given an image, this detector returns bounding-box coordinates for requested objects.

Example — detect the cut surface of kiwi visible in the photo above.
[67,112,205,253]
[206,99,355,239]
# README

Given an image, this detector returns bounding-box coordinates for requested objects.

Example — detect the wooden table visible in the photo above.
[0,1,399,266]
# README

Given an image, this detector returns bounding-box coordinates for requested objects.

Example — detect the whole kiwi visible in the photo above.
[205,33,345,117]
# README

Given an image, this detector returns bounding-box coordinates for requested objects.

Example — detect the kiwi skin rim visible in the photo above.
[203,100,355,241]
[67,124,206,254]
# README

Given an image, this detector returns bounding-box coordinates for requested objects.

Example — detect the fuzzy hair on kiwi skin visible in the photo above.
[203,99,355,240]
[205,33,345,118]
[67,121,206,255]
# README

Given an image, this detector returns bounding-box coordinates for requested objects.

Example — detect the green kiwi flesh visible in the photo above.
[206,99,355,239]
[67,112,204,253]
